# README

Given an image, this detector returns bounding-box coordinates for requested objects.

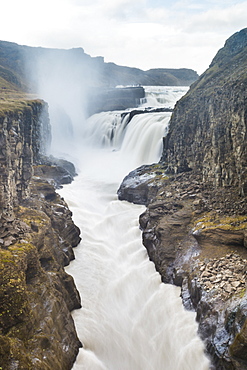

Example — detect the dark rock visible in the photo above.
[34,154,77,188]
[117,163,168,205]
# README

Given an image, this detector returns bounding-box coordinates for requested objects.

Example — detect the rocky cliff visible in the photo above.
[161,28,247,196]
[118,29,247,369]
[0,100,50,216]
[0,99,82,369]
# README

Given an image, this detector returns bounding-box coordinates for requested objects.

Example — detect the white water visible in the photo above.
[141,86,189,108]
[57,87,210,370]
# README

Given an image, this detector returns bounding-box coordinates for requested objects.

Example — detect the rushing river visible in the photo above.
[57,87,210,370]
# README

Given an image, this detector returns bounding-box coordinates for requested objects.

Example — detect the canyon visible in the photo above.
[0,28,247,369]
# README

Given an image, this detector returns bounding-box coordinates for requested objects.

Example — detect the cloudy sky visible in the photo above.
[1,0,247,74]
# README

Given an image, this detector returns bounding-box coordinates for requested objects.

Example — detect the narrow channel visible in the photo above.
[58,87,210,370]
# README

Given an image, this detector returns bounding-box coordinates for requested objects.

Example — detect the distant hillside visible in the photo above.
[101,63,198,87]
[0,40,198,93]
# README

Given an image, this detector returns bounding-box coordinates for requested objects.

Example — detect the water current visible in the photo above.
[57,86,211,370]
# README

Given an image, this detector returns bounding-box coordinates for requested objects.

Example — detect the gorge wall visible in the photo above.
[0,100,82,369]
[0,101,50,216]
[118,29,247,369]
[161,28,247,196]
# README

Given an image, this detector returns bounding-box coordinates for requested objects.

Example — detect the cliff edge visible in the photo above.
[0,95,82,369]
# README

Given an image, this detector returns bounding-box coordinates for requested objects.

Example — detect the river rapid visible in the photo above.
[57,86,210,370]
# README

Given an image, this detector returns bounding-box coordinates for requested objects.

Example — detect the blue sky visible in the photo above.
[1,0,247,74]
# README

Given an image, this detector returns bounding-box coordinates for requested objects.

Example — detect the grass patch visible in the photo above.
[194,213,247,231]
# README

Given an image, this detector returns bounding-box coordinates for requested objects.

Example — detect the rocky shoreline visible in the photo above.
[0,159,82,370]
[118,29,247,369]
[118,164,247,369]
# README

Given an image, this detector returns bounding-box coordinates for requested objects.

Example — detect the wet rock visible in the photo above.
[160,29,247,196]
[33,155,77,189]
[118,163,168,205]
[118,163,247,368]
[118,29,247,369]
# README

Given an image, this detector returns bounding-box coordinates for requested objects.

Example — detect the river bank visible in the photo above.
[118,163,247,369]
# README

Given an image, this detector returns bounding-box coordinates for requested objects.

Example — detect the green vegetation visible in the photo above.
[17,205,49,228]
[194,213,247,232]
[0,248,30,333]
[0,50,40,116]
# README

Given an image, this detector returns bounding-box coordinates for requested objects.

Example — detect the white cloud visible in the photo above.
[182,2,247,33]
[1,0,247,74]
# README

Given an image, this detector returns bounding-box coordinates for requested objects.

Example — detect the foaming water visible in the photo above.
[58,87,210,369]
[141,86,189,108]
[60,155,210,370]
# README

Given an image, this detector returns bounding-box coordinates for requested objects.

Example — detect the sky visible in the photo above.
[1,0,247,75]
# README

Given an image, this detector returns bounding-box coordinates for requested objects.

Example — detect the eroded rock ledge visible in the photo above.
[118,165,247,369]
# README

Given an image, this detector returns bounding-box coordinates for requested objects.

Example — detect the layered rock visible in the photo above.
[0,101,82,369]
[0,100,51,217]
[161,28,247,196]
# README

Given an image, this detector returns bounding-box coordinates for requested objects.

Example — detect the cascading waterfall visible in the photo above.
[58,86,210,370]
[141,86,189,108]
[84,111,172,168]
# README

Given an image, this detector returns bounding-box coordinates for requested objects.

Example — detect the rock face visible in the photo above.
[118,29,247,369]
[0,102,82,369]
[0,100,51,217]
[161,28,247,196]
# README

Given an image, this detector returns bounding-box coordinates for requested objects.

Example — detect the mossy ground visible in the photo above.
[0,247,31,333]
[194,213,247,232]
[0,68,40,116]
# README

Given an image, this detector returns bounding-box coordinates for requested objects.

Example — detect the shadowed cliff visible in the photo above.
[161,28,247,196]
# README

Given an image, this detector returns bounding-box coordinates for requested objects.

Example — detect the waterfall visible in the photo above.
[140,86,188,108]
[83,110,171,169]
[58,86,210,370]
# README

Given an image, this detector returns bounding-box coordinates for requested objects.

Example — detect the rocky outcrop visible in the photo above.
[118,164,169,205]
[119,164,247,368]
[0,102,82,369]
[161,28,247,196]
[118,29,247,369]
